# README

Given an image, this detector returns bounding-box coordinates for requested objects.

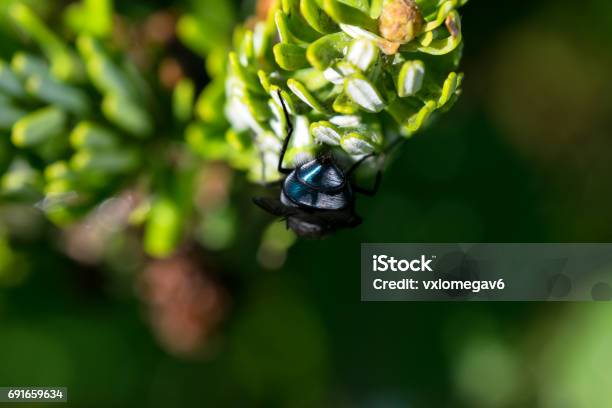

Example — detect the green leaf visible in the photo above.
[228,52,266,95]
[71,148,139,174]
[64,0,113,38]
[257,70,273,93]
[397,60,425,97]
[436,71,459,107]
[329,114,361,127]
[311,121,342,145]
[1,160,42,195]
[281,0,320,42]
[292,68,330,91]
[337,0,370,14]
[11,53,48,78]
[423,0,456,32]
[322,0,378,32]
[226,129,252,152]
[69,121,118,149]
[273,43,309,70]
[78,36,135,98]
[173,78,195,122]
[144,196,183,259]
[0,102,27,130]
[438,72,463,112]
[344,73,385,112]
[186,123,231,160]
[347,38,379,72]
[26,75,90,115]
[275,10,303,45]
[9,3,83,82]
[340,131,377,154]
[369,0,384,18]
[402,11,462,55]
[287,78,329,113]
[332,91,359,114]
[102,94,152,137]
[300,0,338,34]
[0,60,26,99]
[339,23,381,42]
[270,85,298,117]
[176,3,234,56]
[323,61,357,84]
[306,32,351,71]
[11,106,66,148]
[402,100,436,135]
[44,161,73,181]
[196,77,226,123]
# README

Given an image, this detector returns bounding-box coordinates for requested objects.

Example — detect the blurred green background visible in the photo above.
[2,0,612,407]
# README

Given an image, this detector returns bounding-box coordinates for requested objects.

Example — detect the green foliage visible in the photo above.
[144,195,183,258]
[176,0,236,57]
[188,0,468,183]
[0,0,468,262]
[0,1,218,260]
[64,0,113,38]
[0,3,153,225]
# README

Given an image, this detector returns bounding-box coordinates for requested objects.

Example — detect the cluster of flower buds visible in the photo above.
[188,0,468,183]
[0,3,153,225]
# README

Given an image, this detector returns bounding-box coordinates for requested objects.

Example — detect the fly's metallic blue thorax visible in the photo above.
[281,157,352,211]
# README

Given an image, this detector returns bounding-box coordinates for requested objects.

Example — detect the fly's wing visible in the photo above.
[287,217,327,239]
[253,197,298,217]
[255,196,362,238]
[316,210,362,229]
[288,210,362,239]
[295,209,362,231]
